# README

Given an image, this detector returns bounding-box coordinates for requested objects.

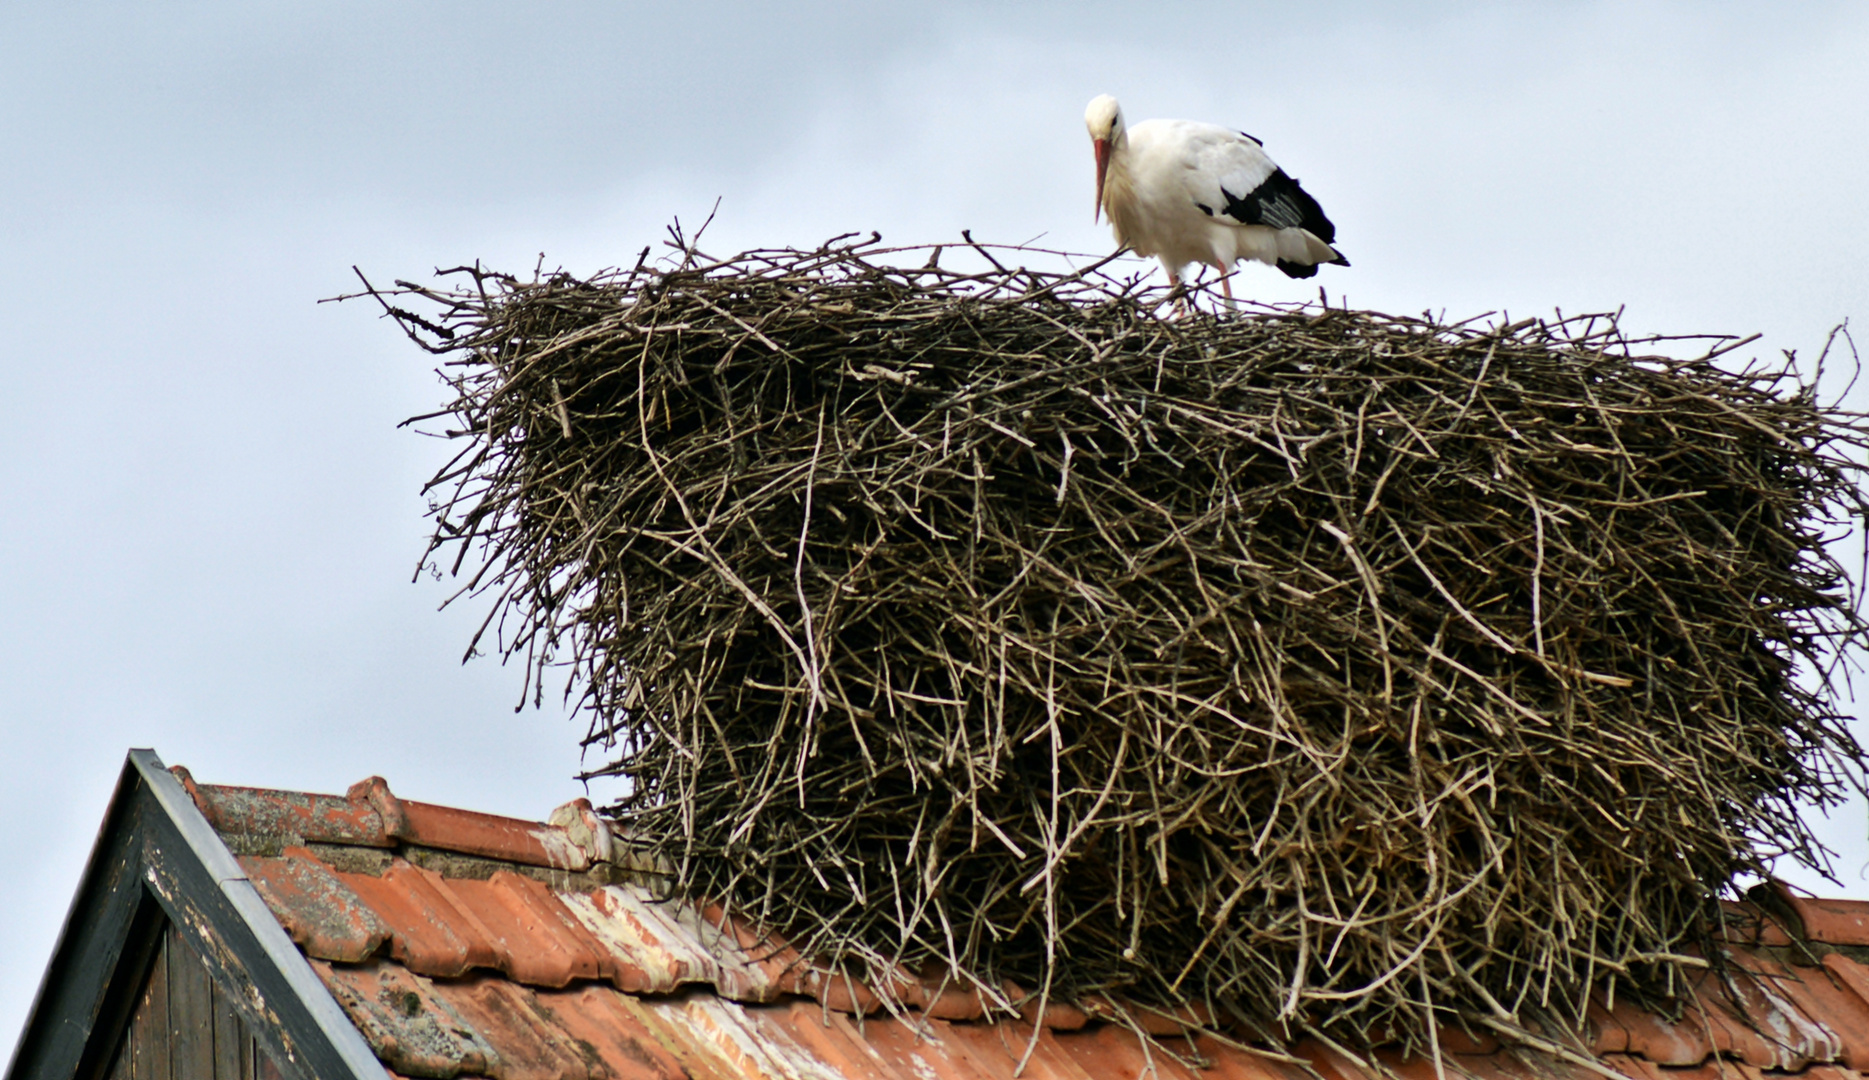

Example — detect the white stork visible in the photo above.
[1084,94,1347,307]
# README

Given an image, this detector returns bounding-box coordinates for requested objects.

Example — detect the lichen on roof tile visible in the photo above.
[314,959,498,1080]
[242,847,391,963]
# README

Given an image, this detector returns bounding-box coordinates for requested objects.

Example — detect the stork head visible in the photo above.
[1084,94,1124,223]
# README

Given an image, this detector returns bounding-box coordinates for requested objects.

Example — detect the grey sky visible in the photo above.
[7,1,1869,1050]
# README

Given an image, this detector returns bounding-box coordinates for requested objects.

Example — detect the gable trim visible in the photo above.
[6,751,381,1080]
[136,752,381,1080]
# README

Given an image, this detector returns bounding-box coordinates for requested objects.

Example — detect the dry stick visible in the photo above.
[1021,726,1130,895]
[1056,429,1075,506]
[793,402,830,805]
[1530,493,1548,659]
[550,378,574,439]
[1317,520,1394,703]
[1450,341,1497,426]
[1418,965,1447,1080]
[1470,1017,1632,1080]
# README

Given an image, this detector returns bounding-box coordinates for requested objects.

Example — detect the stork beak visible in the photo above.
[1092,137,1110,223]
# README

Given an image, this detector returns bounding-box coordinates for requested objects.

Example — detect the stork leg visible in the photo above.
[1219,270,1238,313]
[1166,268,1191,318]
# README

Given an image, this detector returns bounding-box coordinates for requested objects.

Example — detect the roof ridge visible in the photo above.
[169,765,642,874]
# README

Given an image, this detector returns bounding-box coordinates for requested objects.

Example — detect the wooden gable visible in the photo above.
[103,923,283,1080]
[8,751,382,1080]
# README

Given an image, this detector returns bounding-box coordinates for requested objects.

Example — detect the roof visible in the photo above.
[18,751,1869,1080]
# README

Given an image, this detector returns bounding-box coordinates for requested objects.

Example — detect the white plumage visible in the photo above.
[1084,94,1347,306]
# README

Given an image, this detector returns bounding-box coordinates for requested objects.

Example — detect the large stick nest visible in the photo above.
[377,234,1869,1052]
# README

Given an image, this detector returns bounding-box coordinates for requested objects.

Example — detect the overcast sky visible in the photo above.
[6,1,1869,1051]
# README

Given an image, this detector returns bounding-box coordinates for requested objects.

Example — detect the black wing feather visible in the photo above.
[1217,168,1337,245]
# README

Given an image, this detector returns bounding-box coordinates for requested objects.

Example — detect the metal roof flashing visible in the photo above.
[137,753,385,1080]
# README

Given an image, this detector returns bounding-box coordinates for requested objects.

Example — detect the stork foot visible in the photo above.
[1166,275,1193,319]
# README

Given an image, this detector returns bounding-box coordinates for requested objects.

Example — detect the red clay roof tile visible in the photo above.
[994,1024,1102,1080]
[556,885,798,1001]
[632,992,847,1080]
[838,1010,974,1080]
[1627,1058,1771,1080]
[769,1002,919,1080]
[697,902,813,1003]
[1823,954,1869,1064]
[334,861,498,978]
[526,986,688,1080]
[425,977,597,1080]
[350,777,590,872]
[241,848,391,964]
[1794,899,1869,947]
[1604,990,1712,1066]
[1284,1039,1373,1080]
[1073,993,1211,1036]
[1055,1021,1202,1080]
[313,959,497,1079]
[1768,960,1869,1070]
[1443,1046,1584,1080]
[187,777,390,847]
[1828,953,1869,1013]
[551,890,685,995]
[1598,1051,1655,1080]
[1718,900,1798,948]
[602,994,744,1080]
[1799,1065,1867,1080]
[427,872,602,989]
[1195,1038,1316,1080]
[913,977,989,1022]
[1025,999,1091,1033]
[807,968,885,1016]
[1432,1024,1499,1055]
[1369,1048,1445,1080]
[939,1018,1094,1080]
[546,799,618,867]
[1690,973,1797,1069]
[1705,958,1844,1070]
[1586,994,1632,1056]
